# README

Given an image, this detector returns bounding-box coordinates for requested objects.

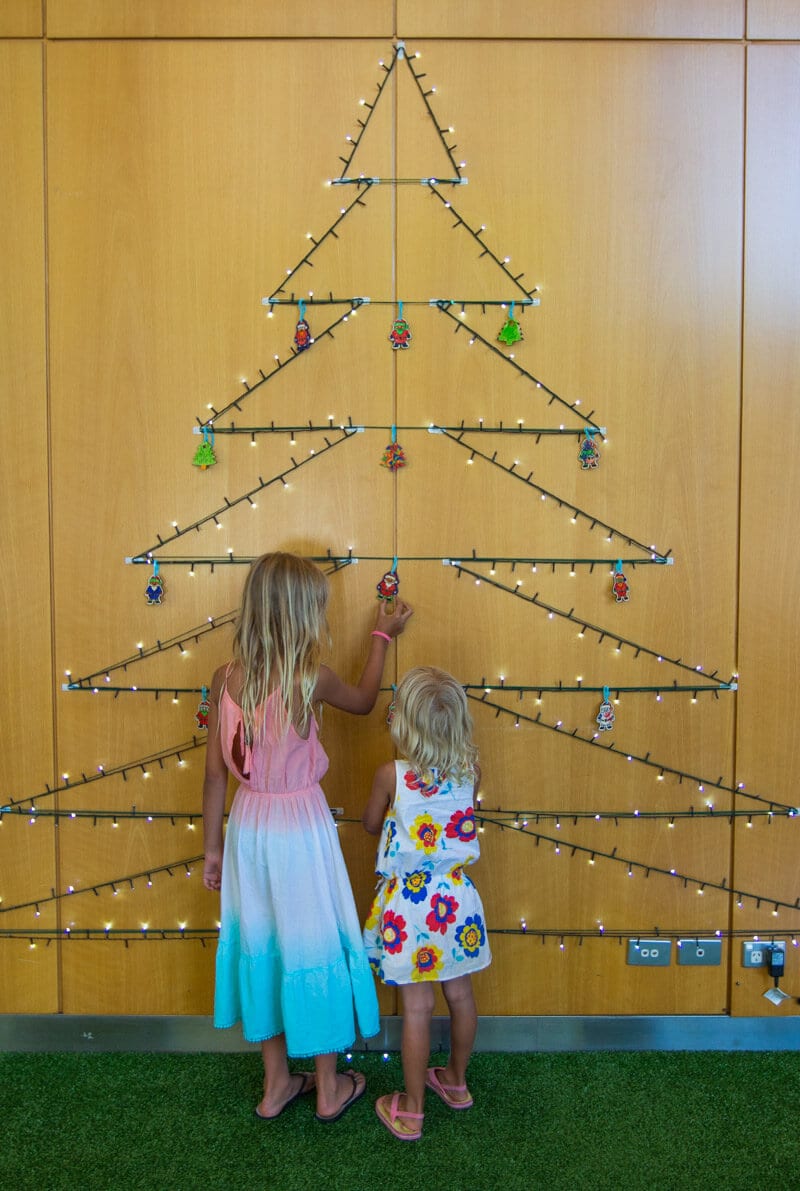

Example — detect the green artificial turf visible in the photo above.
[2,1050,798,1190]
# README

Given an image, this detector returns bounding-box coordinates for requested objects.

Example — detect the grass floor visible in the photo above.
[2,1050,799,1191]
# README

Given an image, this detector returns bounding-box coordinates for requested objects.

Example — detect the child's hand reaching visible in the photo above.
[203,852,223,891]
[375,599,413,638]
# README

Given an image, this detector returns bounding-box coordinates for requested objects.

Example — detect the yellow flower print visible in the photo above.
[411,942,444,981]
[411,813,441,854]
[364,896,381,931]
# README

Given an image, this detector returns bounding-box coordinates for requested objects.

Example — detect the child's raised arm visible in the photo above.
[362,760,396,834]
[314,599,413,715]
[202,666,229,891]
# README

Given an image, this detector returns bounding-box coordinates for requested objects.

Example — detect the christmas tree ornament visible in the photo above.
[596,686,615,732]
[389,301,412,349]
[386,684,397,726]
[578,428,601,470]
[192,425,217,469]
[196,686,210,730]
[144,560,165,605]
[376,560,400,605]
[293,299,312,352]
[381,425,407,471]
[497,300,523,346]
[612,560,630,603]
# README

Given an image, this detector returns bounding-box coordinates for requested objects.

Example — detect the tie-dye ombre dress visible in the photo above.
[213,686,379,1055]
[363,761,491,986]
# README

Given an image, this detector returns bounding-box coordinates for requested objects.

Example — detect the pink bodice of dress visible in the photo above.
[218,686,329,793]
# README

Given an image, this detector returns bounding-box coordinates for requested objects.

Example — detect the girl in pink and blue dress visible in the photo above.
[202,552,412,1123]
[362,666,491,1141]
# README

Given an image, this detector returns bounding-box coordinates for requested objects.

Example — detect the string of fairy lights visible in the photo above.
[2,807,799,943]
[198,302,366,432]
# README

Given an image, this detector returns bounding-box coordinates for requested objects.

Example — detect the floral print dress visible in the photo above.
[363,760,491,985]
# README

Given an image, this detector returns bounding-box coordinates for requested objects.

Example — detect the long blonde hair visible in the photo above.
[390,667,477,784]
[233,552,329,739]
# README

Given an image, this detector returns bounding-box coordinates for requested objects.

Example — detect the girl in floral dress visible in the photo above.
[362,667,491,1141]
[202,552,412,1122]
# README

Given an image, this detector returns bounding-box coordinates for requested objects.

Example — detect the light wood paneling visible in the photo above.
[396,0,743,39]
[46,0,393,38]
[0,1,42,36]
[747,1,800,38]
[0,39,57,1011]
[733,44,800,1015]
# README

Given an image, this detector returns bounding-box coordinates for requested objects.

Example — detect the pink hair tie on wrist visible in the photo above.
[371,630,392,643]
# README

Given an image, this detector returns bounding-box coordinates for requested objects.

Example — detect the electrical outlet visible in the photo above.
[627,939,671,966]
[677,939,722,966]
[742,940,786,968]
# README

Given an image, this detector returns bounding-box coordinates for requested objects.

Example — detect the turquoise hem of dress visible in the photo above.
[213,943,380,1055]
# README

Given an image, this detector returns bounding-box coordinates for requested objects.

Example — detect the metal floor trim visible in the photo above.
[2,1014,799,1052]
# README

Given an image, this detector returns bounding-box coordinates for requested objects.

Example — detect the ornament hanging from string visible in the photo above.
[381,425,407,471]
[596,685,615,732]
[195,685,210,730]
[578,427,601,470]
[145,560,165,606]
[376,559,400,607]
[293,299,312,353]
[192,425,217,470]
[612,560,630,603]
[389,301,412,349]
[386,683,397,726]
[497,300,523,346]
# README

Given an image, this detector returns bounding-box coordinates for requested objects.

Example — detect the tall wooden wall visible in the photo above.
[2,0,799,1025]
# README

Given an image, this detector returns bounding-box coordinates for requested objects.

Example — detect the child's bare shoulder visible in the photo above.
[374,759,397,787]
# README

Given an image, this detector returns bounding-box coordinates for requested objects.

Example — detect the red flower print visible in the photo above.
[445,807,476,843]
[426,893,459,935]
[381,910,408,955]
[404,768,440,797]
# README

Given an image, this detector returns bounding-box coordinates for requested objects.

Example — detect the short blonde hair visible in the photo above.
[233,552,329,739]
[391,666,477,783]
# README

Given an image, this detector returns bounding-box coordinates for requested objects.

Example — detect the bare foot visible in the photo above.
[315,1070,367,1121]
[255,1071,315,1120]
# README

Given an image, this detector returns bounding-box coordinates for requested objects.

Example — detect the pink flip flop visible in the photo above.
[375,1092,424,1141]
[425,1066,473,1109]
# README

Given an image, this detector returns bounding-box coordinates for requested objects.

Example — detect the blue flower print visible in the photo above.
[382,818,399,859]
[402,869,432,904]
[455,914,486,958]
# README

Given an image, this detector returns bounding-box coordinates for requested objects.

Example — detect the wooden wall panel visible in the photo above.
[0,40,57,1011]
[732,44,800,1015]
[747,1,800,38]
[46,0,393,38]
[0,1,42,36]
[396,0,743,39]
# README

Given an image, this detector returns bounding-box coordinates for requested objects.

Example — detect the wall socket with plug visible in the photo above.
[742,940,786,968]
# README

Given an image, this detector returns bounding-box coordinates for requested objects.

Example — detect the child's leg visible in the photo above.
[399,980,436,1114]
[256,1034,314,1118]
[438,974,477,1099]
